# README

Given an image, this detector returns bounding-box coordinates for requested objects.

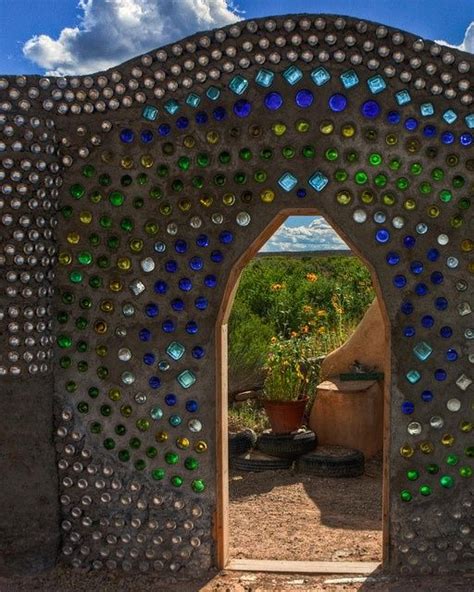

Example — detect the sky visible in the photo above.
[1,0,473,252]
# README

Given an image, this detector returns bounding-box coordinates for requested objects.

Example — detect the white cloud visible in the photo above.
[436,21,474,53]
[260,217,349,253]
[22,0,241,75]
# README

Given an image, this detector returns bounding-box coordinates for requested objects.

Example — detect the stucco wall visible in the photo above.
[0,14,472,578]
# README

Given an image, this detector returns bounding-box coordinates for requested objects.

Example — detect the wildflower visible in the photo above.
[271,336,277,343]
[263,333,320,401]
[302,325,309,333]
[303,305,312,313]
[331,294,344,315]
[306,272,318,282]
[317,309,327,317]
[318,326,326,334]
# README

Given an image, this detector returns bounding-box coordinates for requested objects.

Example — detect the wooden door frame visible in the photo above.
[215,208,391,573]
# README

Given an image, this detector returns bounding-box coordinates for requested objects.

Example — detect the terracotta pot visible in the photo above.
[263,396,309,434]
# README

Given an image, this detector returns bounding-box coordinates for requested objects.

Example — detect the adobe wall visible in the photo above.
[0,14,472,578]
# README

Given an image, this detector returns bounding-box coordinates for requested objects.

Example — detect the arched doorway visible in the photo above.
[215,209,391,572]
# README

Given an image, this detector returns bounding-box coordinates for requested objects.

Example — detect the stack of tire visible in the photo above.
[229,429,364,477]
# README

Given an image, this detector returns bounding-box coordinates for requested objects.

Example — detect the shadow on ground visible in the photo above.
[229,455,383,532]
[2,565,471,592]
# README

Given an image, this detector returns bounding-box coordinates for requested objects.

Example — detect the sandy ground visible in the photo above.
[229,456,383,562]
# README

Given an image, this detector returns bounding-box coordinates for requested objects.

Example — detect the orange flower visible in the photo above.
[302,325,309,333]
[306,272,318,282]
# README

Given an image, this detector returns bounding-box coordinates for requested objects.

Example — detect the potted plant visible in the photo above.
[262,332,320,434]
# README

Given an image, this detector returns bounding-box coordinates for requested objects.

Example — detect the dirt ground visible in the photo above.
[1,564,472,592]
[229,455,383,562]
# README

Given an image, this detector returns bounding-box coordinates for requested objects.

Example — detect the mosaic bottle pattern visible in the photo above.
[0,14,472,576]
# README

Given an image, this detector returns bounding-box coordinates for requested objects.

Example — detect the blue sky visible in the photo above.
[1,0,472,251]
[1,0,472,75]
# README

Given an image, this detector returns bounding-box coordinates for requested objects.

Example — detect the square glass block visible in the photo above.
[166,341,185,361]
[142,104,158,121]
[413,341,433,361]
[406,369,421,384]
[186,93,201,108]
[206,86,221,101]
[229,75,249,95]
[340,69,359,89]
[278,172,298,192]
[177,370,196,389]
[308,171,329,192]
[457,301,472,316]
[443,109,458,124]
[164,99,179,115]
[255,68,275,87]
[465,113,474,129]
[311,67,331,86]
[367,74,386,94]
[282,65,303,85]
[395,90,412,106]
[129,279,145,295]
[420,102,435,117]
[456,374,472,391]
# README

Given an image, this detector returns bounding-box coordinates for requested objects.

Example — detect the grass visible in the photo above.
[228,400,270,433]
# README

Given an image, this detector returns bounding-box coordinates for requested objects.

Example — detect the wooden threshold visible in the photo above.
[226,559,381,575]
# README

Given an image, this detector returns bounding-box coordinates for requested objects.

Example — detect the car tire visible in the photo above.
[228,429,257,457]
[231,451,293,472]
[256,429,317,459]
[296,445,365,478]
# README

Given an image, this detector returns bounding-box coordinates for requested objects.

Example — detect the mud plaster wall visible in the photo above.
[0,14,472,578]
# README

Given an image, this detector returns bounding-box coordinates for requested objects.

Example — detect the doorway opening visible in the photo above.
[215,210,391,574]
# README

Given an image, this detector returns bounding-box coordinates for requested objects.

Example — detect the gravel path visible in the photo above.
[229,456,383,562]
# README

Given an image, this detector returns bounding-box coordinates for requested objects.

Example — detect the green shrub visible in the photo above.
[228,299,274,393]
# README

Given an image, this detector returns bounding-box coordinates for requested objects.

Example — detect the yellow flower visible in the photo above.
[303,305,312,313]
[331,294,344,315]
[317,309,327,317]
[271,336,277,344]
[318,326,326,334]
[306,272,318,282]
[302,325,309,334]
[271,282,285,291]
